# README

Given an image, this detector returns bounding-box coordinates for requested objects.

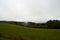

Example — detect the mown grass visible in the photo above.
[0,23,60,40]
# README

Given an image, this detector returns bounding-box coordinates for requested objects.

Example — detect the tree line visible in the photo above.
[0,20,60,29]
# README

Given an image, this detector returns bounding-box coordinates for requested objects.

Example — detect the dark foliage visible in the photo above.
[0,20,60,29]
[46,20,60,29]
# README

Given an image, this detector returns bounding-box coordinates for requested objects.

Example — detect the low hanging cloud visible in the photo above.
[0,0,60,22]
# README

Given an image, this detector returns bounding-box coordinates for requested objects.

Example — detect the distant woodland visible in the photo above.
[0,20,60,29]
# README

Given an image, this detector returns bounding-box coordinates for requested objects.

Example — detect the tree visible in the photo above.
[46,20,60,29]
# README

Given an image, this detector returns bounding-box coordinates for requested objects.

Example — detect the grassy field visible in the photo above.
[0,23,60,40]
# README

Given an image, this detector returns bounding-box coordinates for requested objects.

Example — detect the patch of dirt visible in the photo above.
[0,32,32,40]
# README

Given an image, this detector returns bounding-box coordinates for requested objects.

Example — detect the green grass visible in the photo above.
[0,23,60,40]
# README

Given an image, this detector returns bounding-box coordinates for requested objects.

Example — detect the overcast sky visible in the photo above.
[0,0,60,22]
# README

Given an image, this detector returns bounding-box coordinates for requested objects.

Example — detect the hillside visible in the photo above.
[0,23,60,40]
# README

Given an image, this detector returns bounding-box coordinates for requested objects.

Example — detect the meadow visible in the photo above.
[0,23,60,40]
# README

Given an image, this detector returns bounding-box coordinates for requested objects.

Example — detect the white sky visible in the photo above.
[0,0,60,22]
